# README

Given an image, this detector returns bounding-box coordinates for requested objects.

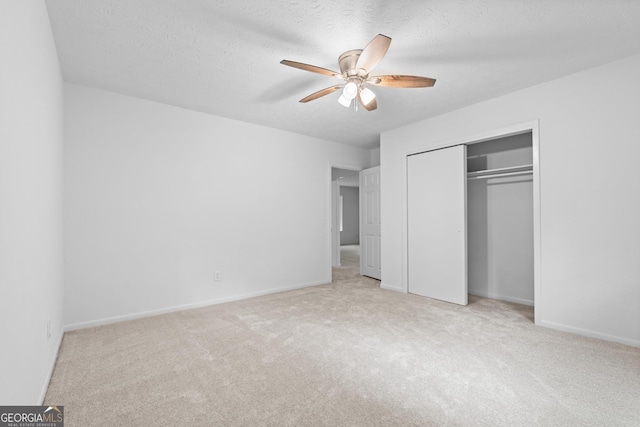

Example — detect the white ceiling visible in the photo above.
[45,0,640,149]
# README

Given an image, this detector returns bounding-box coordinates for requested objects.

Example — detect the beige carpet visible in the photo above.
[46,259,640,426]
[340,244,360,268]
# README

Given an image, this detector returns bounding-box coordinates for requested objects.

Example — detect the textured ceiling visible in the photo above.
[45,0,640,149]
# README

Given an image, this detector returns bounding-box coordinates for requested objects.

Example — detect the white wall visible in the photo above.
[0,1,64,404]
[370,147,381,167]
[64,84,371,328]
[381,53,640,347]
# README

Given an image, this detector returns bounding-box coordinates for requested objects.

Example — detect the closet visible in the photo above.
[407,132,534,307]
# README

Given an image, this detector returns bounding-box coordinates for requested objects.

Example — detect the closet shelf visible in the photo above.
[467,164,533,180]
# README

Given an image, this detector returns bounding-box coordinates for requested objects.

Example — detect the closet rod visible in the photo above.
[467,164,533,177]
[467,170,533,180]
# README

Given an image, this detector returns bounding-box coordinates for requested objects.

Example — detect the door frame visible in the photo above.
[401,120,541,323]
[327,163,364,282]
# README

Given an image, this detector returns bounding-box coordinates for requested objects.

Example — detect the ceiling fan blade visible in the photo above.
[355,34,391,75]
[280,60,342,79]
[368,75,436,88]
[299,85,344,103]
[358,92,377,111]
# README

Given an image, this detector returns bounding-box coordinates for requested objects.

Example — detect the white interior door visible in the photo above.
[360,166,381,279]
[407,145,468,305]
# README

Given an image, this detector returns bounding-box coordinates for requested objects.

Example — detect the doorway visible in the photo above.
[331,167,361,269]
[339,185,360,265]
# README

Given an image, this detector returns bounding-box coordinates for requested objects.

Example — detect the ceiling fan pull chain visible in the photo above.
[353,99,359,112]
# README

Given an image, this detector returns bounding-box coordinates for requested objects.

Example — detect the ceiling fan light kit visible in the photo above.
[343,81,359,100]
[281,34,436,112]
[337,93,352,108]
[359,87,376,106]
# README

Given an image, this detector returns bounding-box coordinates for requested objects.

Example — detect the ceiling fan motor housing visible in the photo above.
[339,49,365,78]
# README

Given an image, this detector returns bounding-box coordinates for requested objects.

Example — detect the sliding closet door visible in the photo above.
[407,145,468,305]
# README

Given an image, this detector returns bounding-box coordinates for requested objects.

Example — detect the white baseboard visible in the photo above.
[468,289,534,306]
[380,282,403,292]
[538,319,640,348]
[64,279,328,331]
[39,329,64,404]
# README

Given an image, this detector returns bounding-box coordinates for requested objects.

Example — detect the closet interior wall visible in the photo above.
[467,133,534,306]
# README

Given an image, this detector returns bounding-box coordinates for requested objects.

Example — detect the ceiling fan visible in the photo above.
[281,34,436,111]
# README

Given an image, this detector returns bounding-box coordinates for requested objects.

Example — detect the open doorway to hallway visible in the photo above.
[339,184,360,261]
[331,167,360,269]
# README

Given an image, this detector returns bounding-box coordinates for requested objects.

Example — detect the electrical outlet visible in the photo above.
[214,271,222,281]
[47,320,51,340]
